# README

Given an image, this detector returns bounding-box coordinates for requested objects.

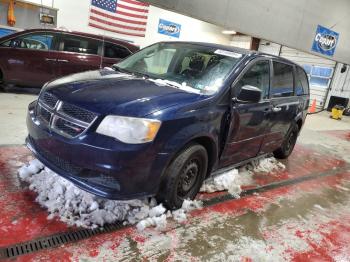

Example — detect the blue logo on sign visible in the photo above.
[158,19,181,38]
[311,25,339,57]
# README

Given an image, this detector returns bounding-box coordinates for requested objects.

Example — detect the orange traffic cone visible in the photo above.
[308,99,317,113]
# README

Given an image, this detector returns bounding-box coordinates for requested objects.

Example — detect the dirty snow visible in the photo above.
[200,157,285,197]
[18,161,203,230]
[18,156,284,230]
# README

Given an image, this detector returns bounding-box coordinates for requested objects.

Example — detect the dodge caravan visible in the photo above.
[26,42,310,209]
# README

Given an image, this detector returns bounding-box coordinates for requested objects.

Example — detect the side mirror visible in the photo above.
[235,85,262,103]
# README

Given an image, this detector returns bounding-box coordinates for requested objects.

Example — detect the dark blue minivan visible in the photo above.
[26,42,310,209]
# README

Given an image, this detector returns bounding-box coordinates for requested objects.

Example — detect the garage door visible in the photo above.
[324,63,350,108]
[280,47,336,108]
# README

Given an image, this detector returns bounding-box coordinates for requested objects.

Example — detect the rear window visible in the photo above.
[62,35,99,55]
[104,42,131,59]
[271,61,294,97]
[296,67,309,95]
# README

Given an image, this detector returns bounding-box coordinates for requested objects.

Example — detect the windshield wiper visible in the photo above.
[131,71,150,79]
[151,79,201,94]
[112,65,150,79]
[112,65,131,74]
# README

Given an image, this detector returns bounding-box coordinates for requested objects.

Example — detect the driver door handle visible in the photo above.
[272,106,282,112]
[45,58,56,62]
[57,59,69,63]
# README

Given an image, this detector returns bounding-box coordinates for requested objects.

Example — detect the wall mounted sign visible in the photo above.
[40,13,55,25]
[311,25,339,57]
[158,19,181,38]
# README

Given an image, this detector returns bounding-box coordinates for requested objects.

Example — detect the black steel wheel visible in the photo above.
[156,143,208,209]
[274,123,299,159]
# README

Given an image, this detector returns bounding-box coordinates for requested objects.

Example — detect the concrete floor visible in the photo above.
[0,93,37,145]
[0,91,350,261]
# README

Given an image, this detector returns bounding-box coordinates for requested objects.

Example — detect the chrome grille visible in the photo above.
[53,116,85,137]
[36,92,97,138]
[60,103,96,123]
[37,104,51,123]
[41,92,58,108]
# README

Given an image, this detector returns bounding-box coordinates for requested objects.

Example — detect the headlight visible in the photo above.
[96,115,161,144]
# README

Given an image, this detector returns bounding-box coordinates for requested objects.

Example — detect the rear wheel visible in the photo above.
[0,69,3,85]
[156,144,208,210]
[273,123,299,159]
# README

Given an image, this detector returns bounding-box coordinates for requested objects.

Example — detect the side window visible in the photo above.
[104,42,131,59]
[296,67,309,95]
[0,40,11,47]
[62,35,99,55]
[235,60,270,100]
[271,61,294,97]
[8,33,56,50]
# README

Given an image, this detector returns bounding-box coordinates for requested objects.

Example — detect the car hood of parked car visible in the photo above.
[44,69,206,118]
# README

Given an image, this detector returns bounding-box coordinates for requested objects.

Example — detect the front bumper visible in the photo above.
[26,101,170,200]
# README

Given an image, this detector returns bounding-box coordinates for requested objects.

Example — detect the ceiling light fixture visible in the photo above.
[222,30,237,35]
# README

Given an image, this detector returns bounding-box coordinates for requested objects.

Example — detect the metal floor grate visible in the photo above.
[0,222,127,259]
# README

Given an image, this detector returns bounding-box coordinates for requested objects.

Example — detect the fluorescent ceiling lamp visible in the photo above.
[222,30,237,35]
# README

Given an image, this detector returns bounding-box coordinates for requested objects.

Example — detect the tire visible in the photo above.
[273,123,299,159]
[0,69,3,87]
[156,144,208,210]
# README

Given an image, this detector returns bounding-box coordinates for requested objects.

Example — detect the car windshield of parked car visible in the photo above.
[115,43,244,95]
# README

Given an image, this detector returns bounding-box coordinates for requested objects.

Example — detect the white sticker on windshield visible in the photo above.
[214,49,242,58]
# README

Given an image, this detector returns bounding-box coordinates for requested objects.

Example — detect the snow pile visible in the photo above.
[200,168,242,198]
[200,157,285,198]
[18,156,283,230]
[249,157,286,173]
[18,159,44,180]
[18,161,202,230]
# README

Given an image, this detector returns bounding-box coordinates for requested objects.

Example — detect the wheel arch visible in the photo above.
[191,136,217,178]
[296,118,303,131]
[160,135,218,183]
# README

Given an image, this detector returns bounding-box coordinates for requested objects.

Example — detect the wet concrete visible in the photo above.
[0,98,349,260]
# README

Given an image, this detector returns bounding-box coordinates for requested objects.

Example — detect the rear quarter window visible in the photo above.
[104,42,131,59]
[296,67,309,95]
[271,61,294,97]
[62,35,99,55]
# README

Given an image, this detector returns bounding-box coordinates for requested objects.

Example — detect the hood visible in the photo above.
[44,70,204,117]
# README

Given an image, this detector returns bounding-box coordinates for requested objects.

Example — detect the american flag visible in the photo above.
[89,0,149,37]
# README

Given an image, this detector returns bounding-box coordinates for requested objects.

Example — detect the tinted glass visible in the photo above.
[296,67,309,95]
[62,35,99,55]
[272,61,294,97]
[0,40,11,47]
[7,33,55,50]
[235,60,270,99]
[104,42,130,59]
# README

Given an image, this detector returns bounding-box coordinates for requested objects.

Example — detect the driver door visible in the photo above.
[219,59,272,167]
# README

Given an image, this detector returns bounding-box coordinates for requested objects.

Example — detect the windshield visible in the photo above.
[116,42,244,94]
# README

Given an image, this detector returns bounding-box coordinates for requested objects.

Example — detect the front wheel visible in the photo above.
[273,123,299,159]
[156,144,208,210]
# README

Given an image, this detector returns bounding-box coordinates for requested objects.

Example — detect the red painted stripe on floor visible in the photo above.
[321,129,350,142]
[12,171,350,261]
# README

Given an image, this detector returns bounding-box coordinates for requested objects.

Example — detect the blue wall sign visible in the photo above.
[311,25,339,57]
[158,19,181,38]
[0,28,16,38]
